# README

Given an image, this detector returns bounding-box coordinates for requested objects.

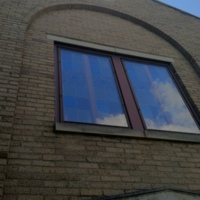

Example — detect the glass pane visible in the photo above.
[60,49,128,127]
[124,60,200,134]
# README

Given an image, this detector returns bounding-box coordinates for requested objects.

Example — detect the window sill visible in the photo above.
[55,123,200,143]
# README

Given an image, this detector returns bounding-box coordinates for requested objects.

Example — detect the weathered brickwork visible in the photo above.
[0,0,200,200]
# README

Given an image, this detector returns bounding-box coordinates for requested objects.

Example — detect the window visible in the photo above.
[55,43,200,134]
[59,48,128,127]
[123,60,200,133]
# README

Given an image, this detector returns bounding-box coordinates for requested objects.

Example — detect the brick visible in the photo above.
[44,196,65,200]
[153,156,169,161]
[18,180,43,187]
[18,166,43,173]
[125,149,142,154]
[43,167,65,174]
[115,143,133,149]
[32,160,55,167]
[162,161,179,167]
[110,170,130,176]
[31,188,56,195]
[157,167,174,172]
[180,162,196,168]
[90,182,112,189]
[0,158,7,165]
[189,185,200,190]
[101,176,121,182]
[44,181,66,187]
[122,177,141,183]
[97,142,114,147]
[81,189,103,196]
[7,172,32,179]
[0,173,5,179]
[161,178,178,184]
[144,160,162,166]
[78,163,98,169]
[106,147,124,153]
[103,189,123,196]
[2,195,17,200]
[4,187,30,194]
[4,180,18,187]
[18,195,43,200]
[176,152,191,157]
[43,155,64,160]
[19,154,42,160]
[56,188,80,195]
[8,159,31,165]
[191,168,200,173]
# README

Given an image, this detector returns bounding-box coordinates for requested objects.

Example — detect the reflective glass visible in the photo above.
[60,49,128,127]
[124,60,200,133]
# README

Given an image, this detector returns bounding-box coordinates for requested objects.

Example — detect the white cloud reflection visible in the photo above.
[96,114,128,127]
[146,80,200,134]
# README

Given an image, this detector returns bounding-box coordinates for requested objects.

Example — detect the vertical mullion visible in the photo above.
[112,56,144,130]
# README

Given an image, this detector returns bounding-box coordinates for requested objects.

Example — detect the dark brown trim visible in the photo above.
[54,44,60,122]
[112,56,144,130]
[109,57,131,128]
[57,47,64,122]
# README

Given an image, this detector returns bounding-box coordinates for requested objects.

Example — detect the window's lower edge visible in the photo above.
[145,130,200,143]
[55,123,200,142]
[55,122,144,137]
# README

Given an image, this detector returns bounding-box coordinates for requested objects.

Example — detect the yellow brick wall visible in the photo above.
[0,1,200,200]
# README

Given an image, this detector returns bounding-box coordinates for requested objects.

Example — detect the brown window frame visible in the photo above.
[55,42,200,134]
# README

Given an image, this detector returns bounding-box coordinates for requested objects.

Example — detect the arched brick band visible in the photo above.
[22,3,200,78]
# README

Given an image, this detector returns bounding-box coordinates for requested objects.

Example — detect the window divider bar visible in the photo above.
[112,56,144,130]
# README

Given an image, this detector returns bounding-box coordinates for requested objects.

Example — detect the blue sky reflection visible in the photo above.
[124,61,200,134]
[61,49,128,127]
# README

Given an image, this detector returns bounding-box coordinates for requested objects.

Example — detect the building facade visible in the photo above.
[0,0,200,200]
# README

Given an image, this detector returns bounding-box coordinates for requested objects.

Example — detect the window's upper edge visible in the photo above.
[47,34,174,63]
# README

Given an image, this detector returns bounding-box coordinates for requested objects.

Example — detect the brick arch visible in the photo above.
[22,3,200,79]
